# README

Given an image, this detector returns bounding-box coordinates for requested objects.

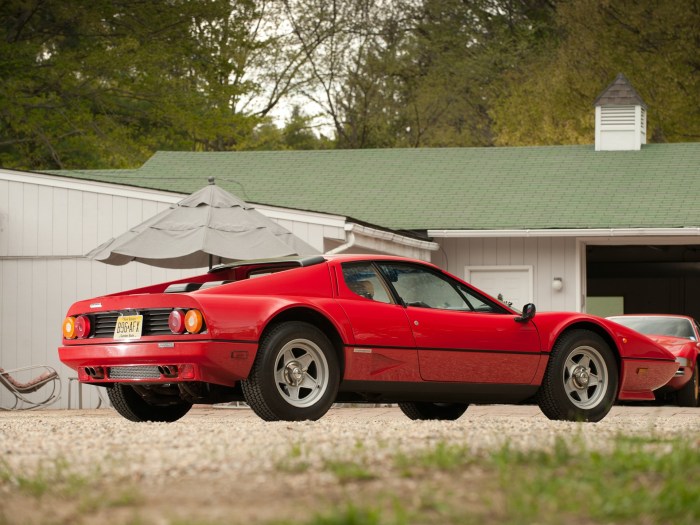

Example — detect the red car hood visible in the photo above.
[645,335,695,358]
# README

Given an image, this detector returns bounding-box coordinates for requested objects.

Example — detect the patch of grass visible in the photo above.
[491,436,700,524]
[394,441,471,476]
[324,460,376,483]
[276,442,311,474]
[0,458,89,498]
[296,503,400,525]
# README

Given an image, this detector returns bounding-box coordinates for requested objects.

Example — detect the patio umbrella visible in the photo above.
[86,179,319,269]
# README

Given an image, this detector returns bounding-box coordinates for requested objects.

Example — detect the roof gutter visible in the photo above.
[428,227,700,238]
[327,223,439,255]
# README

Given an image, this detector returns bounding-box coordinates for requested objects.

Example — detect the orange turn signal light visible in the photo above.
[184,309,204,334]
[63,317,76,339]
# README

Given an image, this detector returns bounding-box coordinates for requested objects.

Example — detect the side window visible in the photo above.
[341,263,393,304]
[378,263,508,313]
[378,263,469,310]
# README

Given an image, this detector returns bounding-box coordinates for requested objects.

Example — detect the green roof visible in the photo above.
[51,143,700,231]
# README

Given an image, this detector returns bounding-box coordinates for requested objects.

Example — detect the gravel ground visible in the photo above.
[1,404,699,524]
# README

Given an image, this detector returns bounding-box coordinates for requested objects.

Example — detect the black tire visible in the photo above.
[398,402,469,421]
[107,384,192,422]
[241,322,340,421]
[677,363,699,407]
[536,330,618,422]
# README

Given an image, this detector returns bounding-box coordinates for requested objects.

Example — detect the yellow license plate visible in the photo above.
[114,315,143,340]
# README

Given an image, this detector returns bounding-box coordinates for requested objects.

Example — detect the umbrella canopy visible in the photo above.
[86,181,319,269]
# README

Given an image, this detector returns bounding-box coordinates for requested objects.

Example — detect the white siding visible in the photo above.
[0,174,345,409]
[435,236,579,312]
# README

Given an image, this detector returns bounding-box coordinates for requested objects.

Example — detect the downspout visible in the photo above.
[325,230,357,255]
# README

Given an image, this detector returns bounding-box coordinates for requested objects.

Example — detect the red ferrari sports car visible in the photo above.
[607,315,699,407]
[59,255,678,423]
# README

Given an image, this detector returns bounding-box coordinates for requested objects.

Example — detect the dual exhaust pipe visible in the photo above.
[158,365,179,378]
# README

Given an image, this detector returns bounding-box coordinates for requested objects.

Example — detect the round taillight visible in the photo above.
[63,317,76,339]
[75,315,91,339]
[168,309,186,334]
[185,309,204,334]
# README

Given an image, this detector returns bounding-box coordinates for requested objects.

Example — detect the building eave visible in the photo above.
[428,227,700,239]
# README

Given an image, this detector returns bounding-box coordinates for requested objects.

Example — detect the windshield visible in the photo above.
[608,316,696,340]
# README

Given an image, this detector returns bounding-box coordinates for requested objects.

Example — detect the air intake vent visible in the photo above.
[108,366,161,380]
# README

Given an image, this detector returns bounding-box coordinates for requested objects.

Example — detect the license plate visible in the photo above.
[114,315,143,340]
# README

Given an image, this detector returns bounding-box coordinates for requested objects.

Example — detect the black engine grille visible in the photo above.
[90,308,173,338]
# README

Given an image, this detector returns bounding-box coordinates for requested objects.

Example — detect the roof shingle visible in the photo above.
[50,143,700,231]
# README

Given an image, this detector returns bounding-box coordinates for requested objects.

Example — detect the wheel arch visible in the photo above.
[554,321,621,370]
[261,307,346,375]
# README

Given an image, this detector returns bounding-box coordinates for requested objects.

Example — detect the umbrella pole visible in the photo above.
[209,254,213,270]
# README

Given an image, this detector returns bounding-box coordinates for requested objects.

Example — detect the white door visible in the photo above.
[465,266,533,310]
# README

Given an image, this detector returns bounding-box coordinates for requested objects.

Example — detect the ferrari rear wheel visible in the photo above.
[242,322,340,421]
[536,330,618,422]
[398,402,469,421]
[677,363,699,407]
[106,383,193,422]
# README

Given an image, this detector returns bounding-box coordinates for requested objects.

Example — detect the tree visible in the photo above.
[0,0,304,169]
[491,0,700,145]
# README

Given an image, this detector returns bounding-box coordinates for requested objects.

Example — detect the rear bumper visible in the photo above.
[59,340,257,387]
[618,357,679,401]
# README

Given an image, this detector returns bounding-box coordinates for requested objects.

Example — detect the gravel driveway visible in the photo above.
[1,404,698,524]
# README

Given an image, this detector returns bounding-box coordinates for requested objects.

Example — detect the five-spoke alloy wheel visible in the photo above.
[242,322,339,421]
[536,330,618,422]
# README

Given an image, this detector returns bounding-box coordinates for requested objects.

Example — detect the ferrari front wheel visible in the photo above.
[242,322,340,421]
[398,402,469,421]
[536,330,618,422]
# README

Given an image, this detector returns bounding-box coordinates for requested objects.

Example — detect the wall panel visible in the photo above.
[438,236,578,312]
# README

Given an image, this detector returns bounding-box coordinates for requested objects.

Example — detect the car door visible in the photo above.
[334,261,418,382]
[376,262,542,384]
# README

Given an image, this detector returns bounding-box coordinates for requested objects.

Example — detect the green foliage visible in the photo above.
[492,0,700,145]
[1,0,697,170]
[0,0,292,169]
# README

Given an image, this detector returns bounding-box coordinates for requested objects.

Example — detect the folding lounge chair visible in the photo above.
[0,365,61,410]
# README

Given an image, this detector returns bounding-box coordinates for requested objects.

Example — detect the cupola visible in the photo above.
[594,73,647,151]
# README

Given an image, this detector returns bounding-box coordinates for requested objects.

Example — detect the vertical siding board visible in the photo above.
[52,187,69,255]
[496,237,510,265]
[126,198,144,229]
[8,182,23,255]
[31,259,48,363]
[37,186,55,256]
[112,196,128,238]
[96,194,113,245]
[511,237,525,265]
[0,180,9,256]
[66,190,83,255]
[537,237,553,311]
[550,237,567,311]
[0,261,17,369]
[81,192,98,255]
[306,224,325,252]
[16,262,32,364]
[22,183,39,255]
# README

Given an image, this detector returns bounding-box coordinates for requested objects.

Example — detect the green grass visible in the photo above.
[2,434,698,525]
[490,436,700,524]
[285,435,700,525]
[0,457,89,498]
[324,460,376,483]
[394,441,471,476]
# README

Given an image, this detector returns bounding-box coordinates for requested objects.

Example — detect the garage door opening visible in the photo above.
[586,245,700,319]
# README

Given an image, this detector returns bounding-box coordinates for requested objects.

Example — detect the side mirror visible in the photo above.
[515,303,536,323]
